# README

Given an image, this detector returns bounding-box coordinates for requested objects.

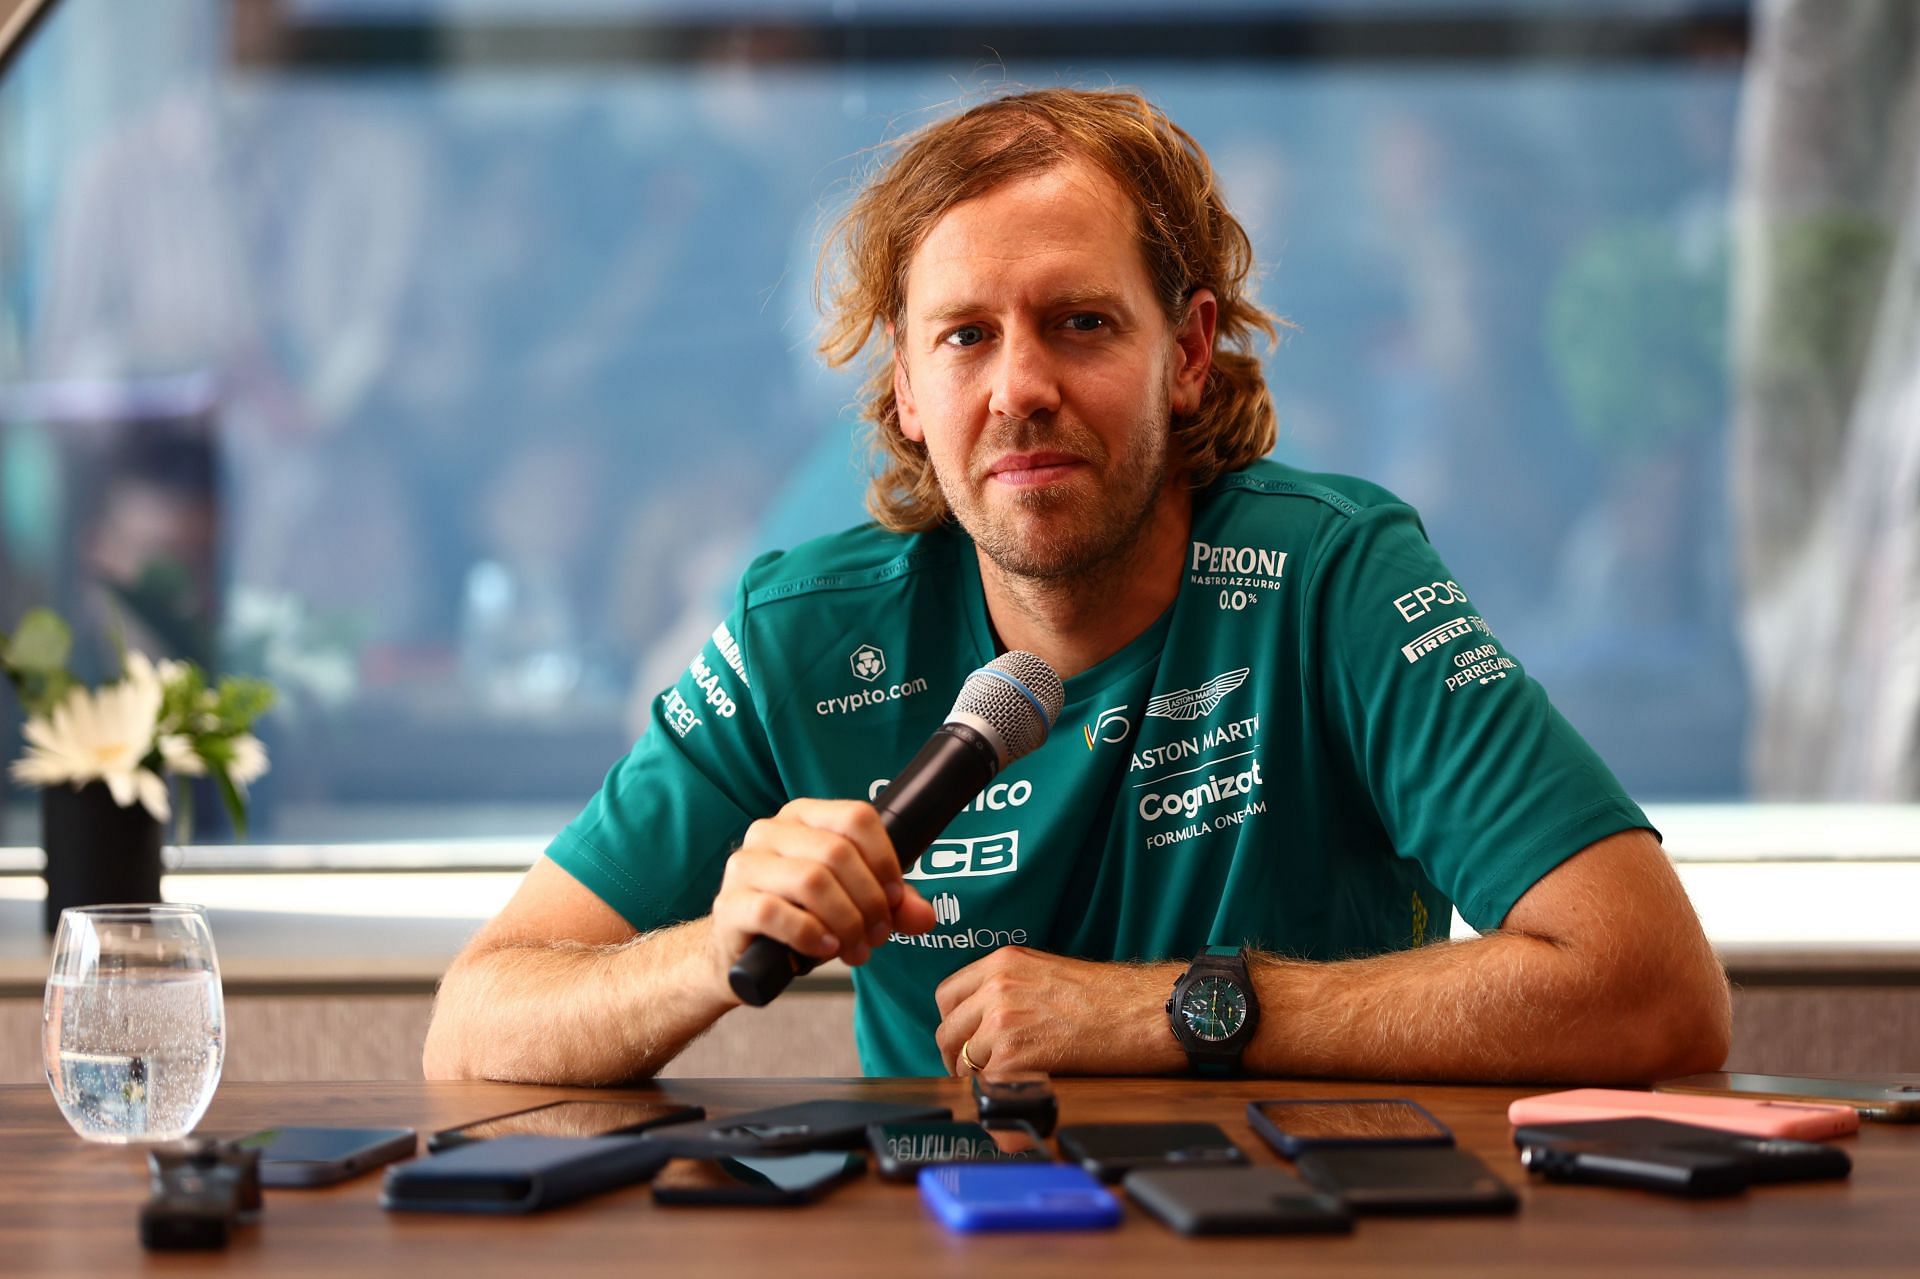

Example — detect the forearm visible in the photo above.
[1241,931,1729,1084]
[422,917,738,1084]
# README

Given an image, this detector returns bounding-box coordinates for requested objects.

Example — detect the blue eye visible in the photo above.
[943,325,986,347]
[1064,314,1106,332]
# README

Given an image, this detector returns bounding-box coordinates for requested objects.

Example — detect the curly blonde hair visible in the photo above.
[818,88,1282,532]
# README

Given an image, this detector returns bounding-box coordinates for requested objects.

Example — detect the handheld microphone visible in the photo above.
[727,650,1065,1007]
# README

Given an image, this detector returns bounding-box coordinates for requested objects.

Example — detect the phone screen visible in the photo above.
[872,1122,1046,1169]
[444,1100,695,1143]
[1253,1100,1450,1143]
[235,1126,413,1163]
[654,1152,864,1196]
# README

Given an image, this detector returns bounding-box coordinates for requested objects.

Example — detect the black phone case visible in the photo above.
[380,1136,668,1214]
[1512,1117,1852,1185]
[426,1101,705,1153]
[868,1121,1048,1182]
[1055,1123,1247,1183]
[638,1099,951,1157]
[652,1152,867,1205]
[1294,1147,1519,1214]
[1246,1098,1454,1158]
[1123,1166,1354,1235]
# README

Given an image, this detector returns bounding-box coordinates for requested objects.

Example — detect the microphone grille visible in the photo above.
[950,651,1066,764]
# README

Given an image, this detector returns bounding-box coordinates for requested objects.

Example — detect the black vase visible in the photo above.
[40,781,165,935]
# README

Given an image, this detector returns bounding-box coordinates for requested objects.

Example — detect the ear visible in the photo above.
[1169,288,1217,418]
[889,323,924,443]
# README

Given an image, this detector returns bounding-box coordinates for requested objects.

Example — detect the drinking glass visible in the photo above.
[42,904,226,1143]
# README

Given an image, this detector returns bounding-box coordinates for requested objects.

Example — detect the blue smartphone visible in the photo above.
[918,1164,1122,1232]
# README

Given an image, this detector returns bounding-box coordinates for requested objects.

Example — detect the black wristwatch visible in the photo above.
[1165,945,1259,1077]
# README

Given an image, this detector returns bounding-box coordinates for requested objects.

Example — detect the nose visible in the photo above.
[987,325,1063,422]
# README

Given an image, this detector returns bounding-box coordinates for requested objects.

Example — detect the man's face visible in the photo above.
[893,159,1212,581]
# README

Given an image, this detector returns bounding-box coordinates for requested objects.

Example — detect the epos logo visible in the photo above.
[904,832,1019,881]
[1393,581,1468,623]
[849,644,887,681]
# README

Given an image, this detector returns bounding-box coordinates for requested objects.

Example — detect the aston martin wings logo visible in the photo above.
[1144,667,1252,721]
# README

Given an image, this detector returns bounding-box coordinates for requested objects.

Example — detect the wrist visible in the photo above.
[1130,962,1190,1073]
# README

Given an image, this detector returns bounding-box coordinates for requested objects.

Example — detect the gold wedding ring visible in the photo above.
[959,1039,980,1073]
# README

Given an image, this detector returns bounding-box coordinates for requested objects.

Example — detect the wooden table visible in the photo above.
[3,1076,1913,1276]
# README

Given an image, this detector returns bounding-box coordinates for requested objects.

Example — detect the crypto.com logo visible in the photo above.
[849,644,887,682]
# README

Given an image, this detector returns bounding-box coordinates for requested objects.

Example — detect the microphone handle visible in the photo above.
[727,723,1001,1007]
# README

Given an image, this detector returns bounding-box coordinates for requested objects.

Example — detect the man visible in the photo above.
[424,89,1730,1084]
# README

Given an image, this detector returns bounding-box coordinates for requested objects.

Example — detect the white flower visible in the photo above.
[10,674,169,822]
[226,734,270,791]
[158,734,208,776]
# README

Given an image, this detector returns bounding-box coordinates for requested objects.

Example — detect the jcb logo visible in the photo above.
[904,832,1019,881]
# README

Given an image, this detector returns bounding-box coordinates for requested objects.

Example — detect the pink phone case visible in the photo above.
[1507,1088,1859,1140]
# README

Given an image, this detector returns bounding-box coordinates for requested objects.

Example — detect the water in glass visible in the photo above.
[43,904,225,1143]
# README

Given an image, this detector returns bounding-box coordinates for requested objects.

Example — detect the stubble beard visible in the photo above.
[937,403,1173,587]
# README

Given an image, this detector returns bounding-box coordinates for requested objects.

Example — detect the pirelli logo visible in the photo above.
[1401,615,1493,665]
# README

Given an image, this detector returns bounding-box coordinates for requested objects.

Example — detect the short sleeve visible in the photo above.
[1308,504,1655,931]
[545,572,786,930]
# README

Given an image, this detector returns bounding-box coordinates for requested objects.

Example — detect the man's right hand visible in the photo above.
[709,798,938,1001]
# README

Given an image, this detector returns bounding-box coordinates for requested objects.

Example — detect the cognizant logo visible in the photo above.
[815,677,929,717]
[1137,759,1265,822]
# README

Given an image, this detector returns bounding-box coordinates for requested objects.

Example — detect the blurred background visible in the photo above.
[2,0,1916,856]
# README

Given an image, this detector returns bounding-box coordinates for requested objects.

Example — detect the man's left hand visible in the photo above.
[932,946,1185,1076]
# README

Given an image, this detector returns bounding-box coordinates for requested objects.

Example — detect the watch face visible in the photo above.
[1178,976,1248,1043]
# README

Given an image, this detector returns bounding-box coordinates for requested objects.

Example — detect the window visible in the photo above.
[3,1,1912,857]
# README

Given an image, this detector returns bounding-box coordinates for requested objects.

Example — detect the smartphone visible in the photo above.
[971,1072,1058,1135]
[918,1164,1122,1232]
[1056,1122,1246,1182]
[1506,1088,1860,1141]
[868,1121,1048,1182]
[427,1100,705,1152]
[651,1152,867,1206]
[1655,1073,1920,1123]
[1123,1166,1353,1236]
[638,1099,951,1157]
[1512,1117,1853,1186]
[1517,1140,1749,1198]
[232,1126,417,1188]
[1247,1098,1453,1158]
[1294,1147,1519,1214]
[380,1135,667,1214]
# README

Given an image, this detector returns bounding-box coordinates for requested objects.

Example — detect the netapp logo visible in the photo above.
[867,777,1032,812]
[1137,759,1266,822]
[903,832,1019,881]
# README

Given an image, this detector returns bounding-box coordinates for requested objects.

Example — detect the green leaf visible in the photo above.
[212,766,249,839]
[4,609,72,675]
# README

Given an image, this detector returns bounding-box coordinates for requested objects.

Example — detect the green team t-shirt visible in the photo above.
[547,460,1652,1076]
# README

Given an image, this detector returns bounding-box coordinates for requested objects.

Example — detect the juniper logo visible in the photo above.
[850,644,887,682]
[932,892,961,926]
[1145,668,1251,722]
